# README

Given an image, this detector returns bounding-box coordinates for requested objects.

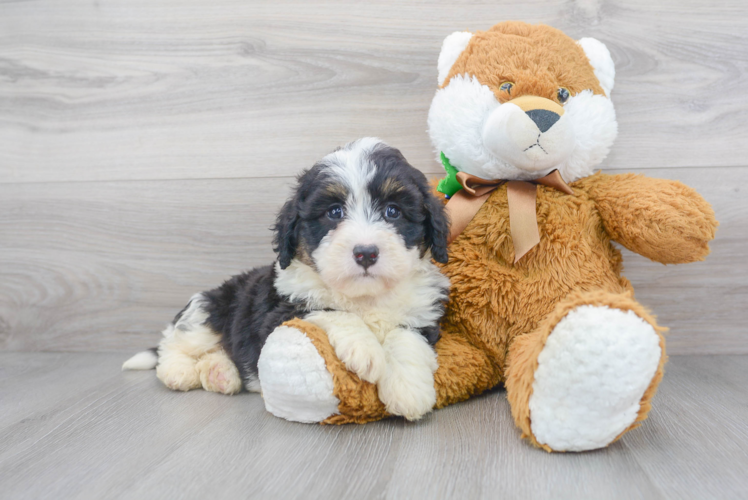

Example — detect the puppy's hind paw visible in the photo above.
[156,361,201,392]
[196,351,243,395]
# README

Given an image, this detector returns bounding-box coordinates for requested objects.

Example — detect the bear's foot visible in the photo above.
[257,325,340,423]
[528,304,662,451]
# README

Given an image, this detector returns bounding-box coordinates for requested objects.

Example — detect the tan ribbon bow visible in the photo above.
[445,170,574,263]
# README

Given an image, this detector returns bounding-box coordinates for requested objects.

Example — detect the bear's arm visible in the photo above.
[584,172,718,264]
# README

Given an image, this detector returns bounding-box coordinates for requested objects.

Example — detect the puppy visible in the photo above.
[123,138,451,421]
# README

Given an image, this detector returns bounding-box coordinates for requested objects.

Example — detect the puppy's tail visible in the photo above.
[122,347,159,371]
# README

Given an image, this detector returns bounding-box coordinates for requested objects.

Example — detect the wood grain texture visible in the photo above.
[0,0,746,184]
[1,167,744,354]
[0,352,126,429]
[623,355,748,500]
[0,177,290,351]
[0,352,746,499]
[0,0,746,353]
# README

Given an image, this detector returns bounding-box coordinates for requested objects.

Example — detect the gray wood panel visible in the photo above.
[1,167,745,354]
[0,352,746,499]
[623,355,748,500]
[1,0,747,184]
[0,352,125,428]
[0,177,290,352]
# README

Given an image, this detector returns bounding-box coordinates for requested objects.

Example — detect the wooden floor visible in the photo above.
[0,353,745,500]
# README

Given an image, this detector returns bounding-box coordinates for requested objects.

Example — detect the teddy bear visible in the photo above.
[255,21,718,452]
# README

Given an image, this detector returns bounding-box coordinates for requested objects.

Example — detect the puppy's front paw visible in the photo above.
[377,366,437,421]
[304,310,385,383]
[333,335,386,384]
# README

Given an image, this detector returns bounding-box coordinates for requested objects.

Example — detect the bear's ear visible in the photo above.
[577,37,615,97]
[437,31,473,86]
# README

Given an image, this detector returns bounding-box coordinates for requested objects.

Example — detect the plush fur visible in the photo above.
[254,22,718,452]
[123,138,451,421]
[428,22,617,183]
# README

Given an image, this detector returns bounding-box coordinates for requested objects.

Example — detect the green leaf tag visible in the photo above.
[436,152,463,198]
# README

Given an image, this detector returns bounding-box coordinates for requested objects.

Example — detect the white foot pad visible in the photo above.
[529,305,661,451]
[257,326,340,423]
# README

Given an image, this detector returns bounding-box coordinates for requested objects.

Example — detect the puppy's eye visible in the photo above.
[499,82,514,95]
[384,205,401,219]
[557,87,570,103]
[326,204,344,220]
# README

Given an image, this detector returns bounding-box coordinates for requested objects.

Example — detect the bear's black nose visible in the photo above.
[353,245,379,270]
[525,109,560,133]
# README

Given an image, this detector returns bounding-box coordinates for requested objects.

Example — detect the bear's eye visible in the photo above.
[557,87,570,103]
[499,82,514,95]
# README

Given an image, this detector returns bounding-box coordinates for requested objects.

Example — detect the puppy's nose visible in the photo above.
[353,245,379,269]
[525,109,560,133]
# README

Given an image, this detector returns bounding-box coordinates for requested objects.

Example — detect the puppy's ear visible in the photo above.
[273,194,299,269]
[274,165,323,269]
[273,171,309,271]
[418,177,450,264]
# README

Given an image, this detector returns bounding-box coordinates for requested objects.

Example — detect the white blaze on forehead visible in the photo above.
[325,137,384,223]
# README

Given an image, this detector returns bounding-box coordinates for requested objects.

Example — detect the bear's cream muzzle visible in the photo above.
[482,95,575,173]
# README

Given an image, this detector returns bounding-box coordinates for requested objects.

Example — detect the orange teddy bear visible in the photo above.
[257,22,718,452]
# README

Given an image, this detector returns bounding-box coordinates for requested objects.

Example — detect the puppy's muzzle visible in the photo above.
[353,244,379,270]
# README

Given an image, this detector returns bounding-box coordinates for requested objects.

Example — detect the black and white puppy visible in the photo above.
[123,138,451,421]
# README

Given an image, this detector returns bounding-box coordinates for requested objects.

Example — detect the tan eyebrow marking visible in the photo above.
[324,182,348,198]
[381,177,405,197]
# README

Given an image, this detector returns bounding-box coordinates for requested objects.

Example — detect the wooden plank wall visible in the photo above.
[1,0,746,354]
